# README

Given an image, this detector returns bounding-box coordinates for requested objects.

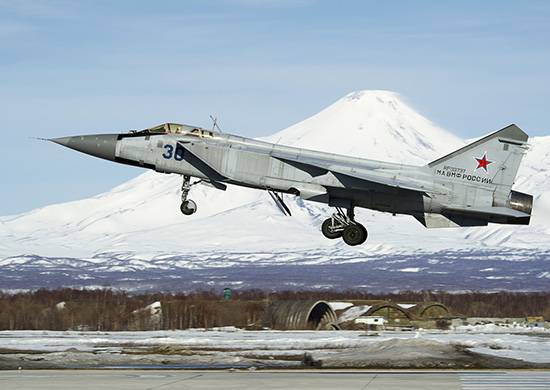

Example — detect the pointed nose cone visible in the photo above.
[50,134,118,162]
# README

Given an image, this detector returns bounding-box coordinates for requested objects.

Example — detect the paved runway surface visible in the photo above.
[0,370,549,390]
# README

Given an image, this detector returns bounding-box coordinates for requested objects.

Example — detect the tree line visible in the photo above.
[0,289,547,331]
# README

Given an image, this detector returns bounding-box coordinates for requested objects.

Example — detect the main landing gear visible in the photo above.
[321,207,368,246]
[180,175,199,215]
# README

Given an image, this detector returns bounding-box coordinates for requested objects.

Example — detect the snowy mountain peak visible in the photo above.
[265,90,464,165]
[343,89,401,103]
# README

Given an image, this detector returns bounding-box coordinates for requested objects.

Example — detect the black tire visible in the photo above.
[180,200,197,215]
[321,218,342,239]
[358,224,368,245]
[342,224,368,246]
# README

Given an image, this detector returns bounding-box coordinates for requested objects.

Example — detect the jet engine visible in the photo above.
[508,190,533,215]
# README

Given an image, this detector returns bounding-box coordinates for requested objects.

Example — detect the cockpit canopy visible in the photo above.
[133,123,216,138]
[147,123,183,134]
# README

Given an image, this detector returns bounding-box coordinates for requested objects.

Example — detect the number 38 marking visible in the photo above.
[163,144,184,161]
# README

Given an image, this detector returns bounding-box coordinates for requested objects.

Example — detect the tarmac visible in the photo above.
[0,370,549,390]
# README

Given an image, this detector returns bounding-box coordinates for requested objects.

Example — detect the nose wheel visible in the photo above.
[321,207,367,246]
[180,175,200,216]
[180,200,197,215]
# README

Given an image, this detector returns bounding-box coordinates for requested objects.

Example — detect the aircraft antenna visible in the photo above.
[210,115,223,133]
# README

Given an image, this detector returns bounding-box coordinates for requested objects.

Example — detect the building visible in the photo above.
[354,315,387,330]
[332,300,453,330]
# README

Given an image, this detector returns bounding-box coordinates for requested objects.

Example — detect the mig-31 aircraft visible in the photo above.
[50,122,532,246]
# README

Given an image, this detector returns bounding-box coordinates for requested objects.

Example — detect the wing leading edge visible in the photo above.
[271,151,444,195]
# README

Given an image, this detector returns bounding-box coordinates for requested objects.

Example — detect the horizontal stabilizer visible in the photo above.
[444,205,530,219]
[415,204,529,229]
[414,213,488,228]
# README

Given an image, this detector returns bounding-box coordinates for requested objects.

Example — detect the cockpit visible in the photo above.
[131,123,216,138]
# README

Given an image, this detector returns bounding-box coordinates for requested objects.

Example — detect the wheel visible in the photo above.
[358,224,368,242]
[321,218,342,239]
[342,224,368,246]
[180,200,197,215]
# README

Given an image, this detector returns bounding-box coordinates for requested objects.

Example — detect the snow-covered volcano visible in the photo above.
[1,90,549,291]
[263,90,463,164]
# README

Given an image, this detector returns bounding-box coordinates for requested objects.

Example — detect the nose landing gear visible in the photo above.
[321,207,368,246]
[180,199,197,215]
[180,175,200,215]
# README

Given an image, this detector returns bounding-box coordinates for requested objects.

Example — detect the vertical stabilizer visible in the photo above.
[427,124,529,204]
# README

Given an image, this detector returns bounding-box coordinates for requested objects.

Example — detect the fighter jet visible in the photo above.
[50,123,532,246]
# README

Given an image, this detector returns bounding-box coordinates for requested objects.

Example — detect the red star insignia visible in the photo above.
[475,153,493,172]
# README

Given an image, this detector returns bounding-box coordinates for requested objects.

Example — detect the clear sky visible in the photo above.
[1,0,549,215]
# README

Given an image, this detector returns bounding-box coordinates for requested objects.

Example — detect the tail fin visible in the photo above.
[428,124,529,194]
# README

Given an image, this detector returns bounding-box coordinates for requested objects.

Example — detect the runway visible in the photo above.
[0,370,548,390]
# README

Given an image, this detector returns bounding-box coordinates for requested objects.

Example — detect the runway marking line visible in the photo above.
[361,373,378,389]
[143,373,203,390]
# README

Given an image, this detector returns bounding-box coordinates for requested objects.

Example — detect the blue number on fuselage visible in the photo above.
[174,143,185,161]
[162,144,174,159]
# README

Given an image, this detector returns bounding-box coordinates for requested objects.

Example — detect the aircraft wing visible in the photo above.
[330,166,443,194]
[271,152,446,195]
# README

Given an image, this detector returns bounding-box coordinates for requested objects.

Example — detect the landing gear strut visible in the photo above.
[180,175,199,215]
[321,207,367,246]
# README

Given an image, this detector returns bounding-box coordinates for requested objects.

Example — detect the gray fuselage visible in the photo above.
[117,131,436,217]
